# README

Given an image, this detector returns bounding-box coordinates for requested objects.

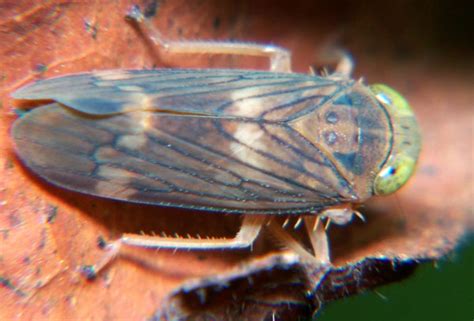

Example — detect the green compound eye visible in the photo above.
[370,84,421,196]
[370,84,413,115]
[374,154,417,195]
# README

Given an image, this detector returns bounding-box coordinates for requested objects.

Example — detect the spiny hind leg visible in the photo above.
[304,216,330,264]
[121,214,266,250]
[266,217,330,264]
[126,5,292,72]
[81,215,266,279]
[289,206,364,266]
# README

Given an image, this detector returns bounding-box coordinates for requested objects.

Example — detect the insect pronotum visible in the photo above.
[11,7,421,275]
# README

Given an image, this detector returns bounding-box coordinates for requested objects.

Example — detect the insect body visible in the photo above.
[10,12,421,269]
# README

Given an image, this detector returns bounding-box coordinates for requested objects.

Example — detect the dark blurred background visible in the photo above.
[233,0,474,63]
[319,239,473,321]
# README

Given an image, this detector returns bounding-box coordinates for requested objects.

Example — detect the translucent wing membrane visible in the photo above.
[13,69,336,116]
[12,69,359,214]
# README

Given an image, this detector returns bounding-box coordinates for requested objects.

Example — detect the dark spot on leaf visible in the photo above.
[81,265,98,281]
[144,0,160,18]
[0,277,26,297]
[83,19,98,39]
[97,235,107,249]
[47,205,58,223]
[35,63,47,73]
[37,229,47,250]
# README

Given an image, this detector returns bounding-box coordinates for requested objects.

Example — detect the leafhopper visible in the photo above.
[10,7,421,276]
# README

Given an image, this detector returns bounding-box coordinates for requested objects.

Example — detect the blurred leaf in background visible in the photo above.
[319,239,474,321]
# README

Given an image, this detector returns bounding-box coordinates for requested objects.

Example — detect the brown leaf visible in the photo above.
[1,1,472,320]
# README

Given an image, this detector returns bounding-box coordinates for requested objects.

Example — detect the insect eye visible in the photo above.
[374,154,416,195]
[369,83,420,195]
[369,84,413,116]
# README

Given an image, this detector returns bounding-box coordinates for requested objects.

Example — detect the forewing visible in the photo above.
[12,69,353,214]
[12,69,336,117]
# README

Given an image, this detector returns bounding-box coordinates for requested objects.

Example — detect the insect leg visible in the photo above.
[318,49,354,78]
[333,51,354,76]
[266,217,331,264]
[266,219,317,262]
[304,217,330,264]
[80,215,266,278]
[120,214,266,249]
[127,6,292,72]
[319,206,355,225]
